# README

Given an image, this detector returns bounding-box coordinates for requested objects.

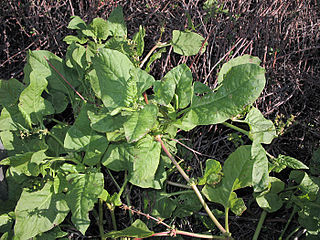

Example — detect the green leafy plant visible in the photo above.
[0,6,318,240]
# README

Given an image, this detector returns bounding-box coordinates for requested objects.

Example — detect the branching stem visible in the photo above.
[155,135,228,236]
[139,42,169,68]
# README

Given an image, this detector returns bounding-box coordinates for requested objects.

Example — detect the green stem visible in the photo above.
[166,180,192,189]
[155,135,228,236]
[279,206,298,240]
[175,230,230,239]
[98,199,104,240]
[51,118,68,126]
[47,131,64,149]
[110,208,117,231]
[225,208,230,233]
[106,168,121,191]
[139,42,169,68]
[284,226,301,240]
[252,210,267,240]
[222,122,250,137]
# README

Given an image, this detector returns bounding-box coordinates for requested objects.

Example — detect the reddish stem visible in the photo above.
[143,92,149,104]
[44,56,87,102]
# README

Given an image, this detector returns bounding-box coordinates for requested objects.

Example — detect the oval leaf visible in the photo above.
[124,104,158,143]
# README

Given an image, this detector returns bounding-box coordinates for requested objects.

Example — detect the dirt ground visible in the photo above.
[0,0,319,239]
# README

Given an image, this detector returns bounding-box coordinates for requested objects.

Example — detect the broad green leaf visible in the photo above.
[133,25,145,56]
[102,142,133,171]
[63,35,88,45]
[202,145,257,215]
[297,195,320,233]
[19,71,54,127]
[88,109,126,133]
[104,219,154,238]
[0,231,14,240]
[145,48,166,73]
[173,192,202,218]
[0,106,28,131]
[163,64,193,109]
[123,104,158,143]
[244,107,276,144]
[64,105,108,166]
[144,191,177,219]
[67,16,87,30]
[271,155,309,173]
[102,135,162,189]
[83,133,109,166]
[217,55,261,84]
[153,77,176,106]
[34,226,67,240]
[0,79,24,107]
[129,67,155,96]
[0,131,47,156]
[65,42,87,78]
[46,124,70,156]
[0,153,34,176]
[0,213,13,233]
[179,63,266,130]
[194,81,212,94]
[107,6,127,37]
[251,142,269,192]
[92,48,135,109]
[104,37,136,60]
[290,171,319,201]
[198,159,223,186]
[47,91,68,114]
[1,148,47,177]
[128,135,162,188]
[255,177,284,212]
[229,192,246,216]
[172,30,207,56]
[24,50,79,94]
[66,171,104,234]
[89,17,110,40]
[14,181,69,240]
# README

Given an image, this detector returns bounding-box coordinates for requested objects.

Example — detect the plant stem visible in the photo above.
[47,131,64,149]
[145,230,230,239]
[155,135,227,236]
[106,168,121,191]
[222,122,250,137]
[279,206,298,240]
[51,118,68,126]
[44,56,87,103]
[252,210,267,240]
[284,227,301,240]
[139,42,168,68]
[225,208,229,233]
[166,180,192,189]
[176,230,229,239]
[110,208,117,231]
[98,199,104,240]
